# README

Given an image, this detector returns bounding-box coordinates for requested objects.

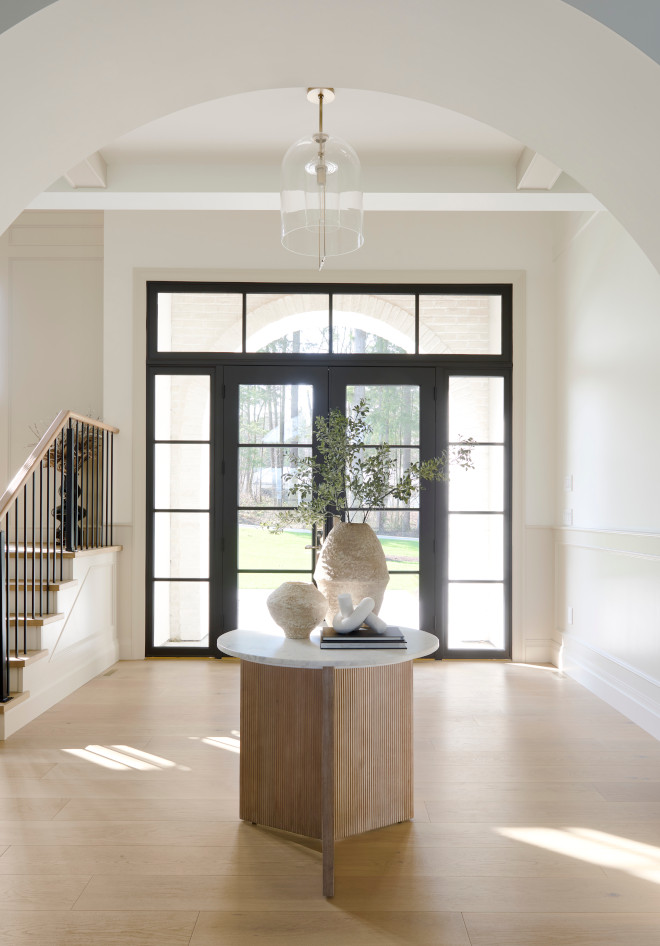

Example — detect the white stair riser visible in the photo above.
[6,560,73,582]
[4,627,44,652]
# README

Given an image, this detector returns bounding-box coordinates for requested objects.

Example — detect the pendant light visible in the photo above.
[281,88,364,271]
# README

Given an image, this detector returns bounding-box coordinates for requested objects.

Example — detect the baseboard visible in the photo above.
[562,633,660,741]
[1,638,119,739]
[523,638,559,666]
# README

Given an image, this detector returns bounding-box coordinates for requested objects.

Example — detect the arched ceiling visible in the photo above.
[3,1,658,66]
[1,0,659,270]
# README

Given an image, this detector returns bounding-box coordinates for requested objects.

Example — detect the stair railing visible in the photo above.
[0,413,119,697]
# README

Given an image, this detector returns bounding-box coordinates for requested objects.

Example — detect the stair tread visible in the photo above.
[8,547,75,558]
[7,545,122,557]
[0,691,31,713]
[8,649,48,668]
[8,613,64,625]
[10,579,78,590]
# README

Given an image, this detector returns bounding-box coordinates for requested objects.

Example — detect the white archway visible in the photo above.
[1,0,659,269]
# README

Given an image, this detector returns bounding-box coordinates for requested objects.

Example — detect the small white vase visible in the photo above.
[266,581,328,639]
[313,521,390,626]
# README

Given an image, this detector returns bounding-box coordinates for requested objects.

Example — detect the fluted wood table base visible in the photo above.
[239,660,413,897]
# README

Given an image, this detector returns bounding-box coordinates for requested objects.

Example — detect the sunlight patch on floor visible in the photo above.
[498,826,660,883]
[63,745,190,771]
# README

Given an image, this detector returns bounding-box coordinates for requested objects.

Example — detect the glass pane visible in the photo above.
[153,581,208,647]
[371,510,419,570]
[246,293,329,353]
[238,514,312,570]
[449,445,504,512]
[238,447,311,507]
[448,583,505,650]
[419,294,502,354]
[155,375,210,441]
[381,573,419,629]
[154,512,209,578]
[154,444,209,510]
[346,385,419,445]
[157,293,242,352]
[449,514,503,580]
[448,377,504,443]
[346,448,420,509]
[333,295,415,354]
[237,572,315,635]
[239,384,314,444]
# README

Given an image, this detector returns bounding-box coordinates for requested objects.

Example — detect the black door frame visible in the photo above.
[145,280,513,659]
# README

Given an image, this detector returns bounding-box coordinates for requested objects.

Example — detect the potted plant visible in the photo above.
[268,398,474,623]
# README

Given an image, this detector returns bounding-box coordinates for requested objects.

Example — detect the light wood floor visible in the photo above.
[1,659,660,945]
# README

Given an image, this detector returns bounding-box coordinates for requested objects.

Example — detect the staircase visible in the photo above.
[0,413,121,739]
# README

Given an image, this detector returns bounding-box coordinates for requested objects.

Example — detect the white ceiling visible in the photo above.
[37,87,602,213]
[100,88,524,167]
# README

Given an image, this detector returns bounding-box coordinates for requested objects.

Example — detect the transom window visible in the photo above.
[152,286,506,357]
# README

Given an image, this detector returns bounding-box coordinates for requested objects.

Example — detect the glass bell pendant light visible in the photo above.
[281,88,364,271]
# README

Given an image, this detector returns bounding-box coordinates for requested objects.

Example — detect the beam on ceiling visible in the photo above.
[27,190,603,212]
[516,147,563,190]
[63,152,107,189]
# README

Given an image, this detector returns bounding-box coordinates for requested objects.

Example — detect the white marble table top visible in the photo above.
[217,628,439,668]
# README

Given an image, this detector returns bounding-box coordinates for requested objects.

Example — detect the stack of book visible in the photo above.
[320,626,407,649]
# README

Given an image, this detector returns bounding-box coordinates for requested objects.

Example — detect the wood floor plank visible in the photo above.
[189,910,471,945]
[594,782,660,802]
[0,777,240,798]
[0,820,271,846]
[424,798,660,823]
[334,841,606,877]
[73,873,340,912]
[53,798,240,821]
[0,911,198,946]
[415,763,660,782]
[72,872,660,914]
[0,842,322,876]
[0,874,91,910]
[463,912,660,946]
[0,762,55,778]
[0,798,70,820]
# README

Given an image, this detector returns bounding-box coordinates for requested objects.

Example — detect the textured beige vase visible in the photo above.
[266,581,328,639]
[313,521,390,625]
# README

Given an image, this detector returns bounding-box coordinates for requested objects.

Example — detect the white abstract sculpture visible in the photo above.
[332,593,389,634]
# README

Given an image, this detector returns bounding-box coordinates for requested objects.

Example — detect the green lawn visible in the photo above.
[238,525,419,591]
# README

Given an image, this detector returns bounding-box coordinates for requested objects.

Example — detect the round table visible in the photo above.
[218,628,438,897]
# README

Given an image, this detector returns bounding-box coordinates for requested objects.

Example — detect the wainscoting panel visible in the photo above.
[556,528,660,740]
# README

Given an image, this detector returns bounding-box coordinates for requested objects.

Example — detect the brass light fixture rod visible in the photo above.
[306,88,334,271]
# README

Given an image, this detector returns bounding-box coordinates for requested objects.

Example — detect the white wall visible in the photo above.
[0,210,104,489]
[555,211,660,736]
[102,208,558,661]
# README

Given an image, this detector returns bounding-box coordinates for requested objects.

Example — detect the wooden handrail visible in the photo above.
[0,412,119,522]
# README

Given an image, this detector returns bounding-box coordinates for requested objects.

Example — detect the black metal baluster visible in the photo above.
[31,471,35,619]
[3,514,9,664]
[46,448,51,594]
[52,439,57,585]
[59,434,64,582]
[13,498,18,657]
[91,428,95,549]
[23,484,27,654]
[94,427,99,548]
[0,530,9,703]
[39,460,44,616]
[104,430,109,547]
[110,433,114,547]
[84,424,89,549]
[65,426,75,552]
